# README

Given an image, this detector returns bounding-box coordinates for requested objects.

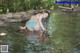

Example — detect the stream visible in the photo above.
[0,11,80,53]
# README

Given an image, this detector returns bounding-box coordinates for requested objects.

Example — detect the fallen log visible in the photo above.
[58,6,80,12]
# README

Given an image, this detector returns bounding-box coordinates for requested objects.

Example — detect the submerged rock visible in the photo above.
[0,21,7,26]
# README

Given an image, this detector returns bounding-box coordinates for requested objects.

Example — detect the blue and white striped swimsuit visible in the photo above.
[26,19,37,31]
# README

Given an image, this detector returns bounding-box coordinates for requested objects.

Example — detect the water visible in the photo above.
[0,21,52,53]
[1,11,80,53]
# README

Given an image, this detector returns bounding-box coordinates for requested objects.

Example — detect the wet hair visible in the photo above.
[32,10,51,18]
[42,10,51,19]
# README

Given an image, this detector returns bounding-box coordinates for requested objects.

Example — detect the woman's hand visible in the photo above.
[42,28,46,31]
[44,29,48,32]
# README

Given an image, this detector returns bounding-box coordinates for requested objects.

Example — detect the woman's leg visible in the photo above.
[20,20,33,36]
[22,28,33,36]
[34,30,42,42]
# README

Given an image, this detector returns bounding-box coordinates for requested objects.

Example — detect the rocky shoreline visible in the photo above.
[0,11,32,26]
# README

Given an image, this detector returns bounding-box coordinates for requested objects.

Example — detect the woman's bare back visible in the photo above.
[30,14,43,31]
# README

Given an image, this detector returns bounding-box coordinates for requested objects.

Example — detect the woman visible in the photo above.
[20,11,49,43]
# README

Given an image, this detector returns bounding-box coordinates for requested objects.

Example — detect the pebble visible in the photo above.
[0,32,7,36]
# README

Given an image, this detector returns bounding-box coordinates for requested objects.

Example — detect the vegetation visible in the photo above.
[0,0,80,13]
[0,0,54,13]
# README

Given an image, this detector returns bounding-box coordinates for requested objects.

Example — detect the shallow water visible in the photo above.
[0,22,52,53]
[0,12,80,53]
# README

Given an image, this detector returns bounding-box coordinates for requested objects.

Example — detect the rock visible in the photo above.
[0,21,7,26]
[6,13,13,18]
[7,19,21,22]
[0,32,7,36]
[0,21,4,24]
[0,11,35,26]
[13,12,22,18]
[73,8,80,12]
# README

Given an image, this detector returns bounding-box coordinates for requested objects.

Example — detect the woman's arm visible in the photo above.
[39,19,46,31]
